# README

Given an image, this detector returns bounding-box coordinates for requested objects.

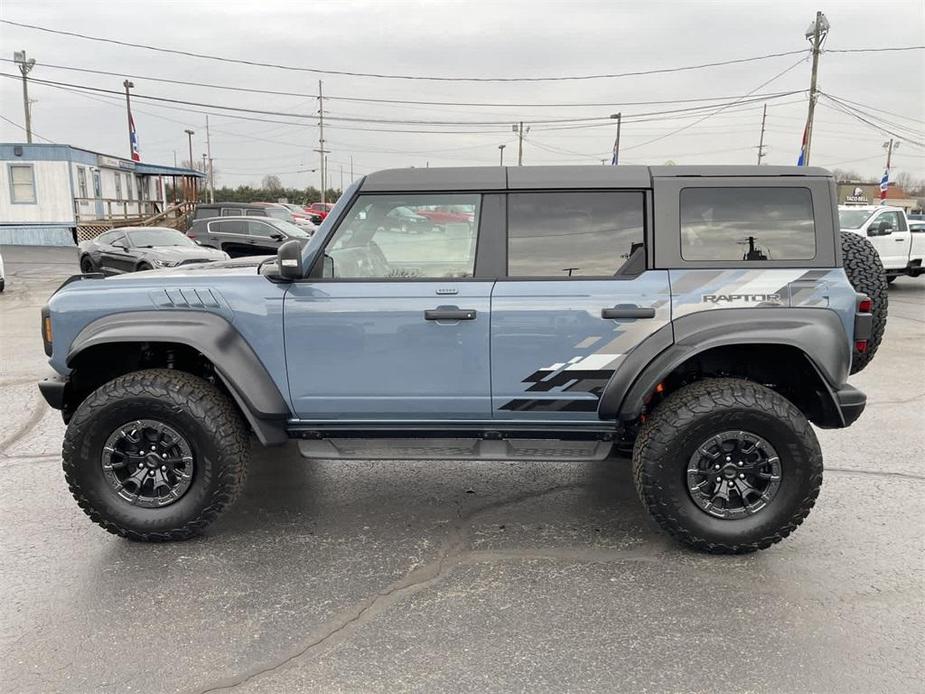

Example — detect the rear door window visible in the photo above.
[680,187,815,261]
[209,220,246,235]
[506,192,645,277]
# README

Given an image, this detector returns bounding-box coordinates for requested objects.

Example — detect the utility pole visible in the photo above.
[184,129,195,169]
[610,112,622,165]
[800,11,829,166]
[316,80,329,205]
[123,80,138,161]
[205,115,214,202]
[340,164,344,194]
[173,150,177,167]
[512,122,530,166]
[756,104,768,165]
[498,144,506,166]
[13,51,36,143]
[881,139,900,201]
[350,155,354,182]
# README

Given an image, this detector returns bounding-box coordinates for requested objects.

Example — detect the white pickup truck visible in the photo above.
[839,205,925,283]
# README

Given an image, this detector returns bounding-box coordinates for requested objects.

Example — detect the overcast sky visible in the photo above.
[1,0,922,190]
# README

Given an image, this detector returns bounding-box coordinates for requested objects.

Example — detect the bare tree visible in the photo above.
[893,171,924,195]
[262,175,283,191]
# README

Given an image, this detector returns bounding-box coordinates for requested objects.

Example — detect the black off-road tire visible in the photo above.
[79,255,95,273]
[840,230,888,373]
[633,378,823,554]
[62,369,249,541]
[136,262,153,272]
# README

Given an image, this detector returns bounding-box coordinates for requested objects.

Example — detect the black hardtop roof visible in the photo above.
[360,165,832,192]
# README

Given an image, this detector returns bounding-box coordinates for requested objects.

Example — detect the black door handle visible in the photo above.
[601,306,656,319]
[425,308,477,321]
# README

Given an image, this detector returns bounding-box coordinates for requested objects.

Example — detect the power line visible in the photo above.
[0,19,810,82]
[819,94,925,147]
[0,58,808,110]
[0,113,55,142]
[825,46,925,53]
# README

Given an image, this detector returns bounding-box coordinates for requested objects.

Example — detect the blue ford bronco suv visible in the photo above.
[39,165,887,553]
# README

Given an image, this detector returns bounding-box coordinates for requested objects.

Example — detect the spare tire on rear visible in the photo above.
[840,230,888,374]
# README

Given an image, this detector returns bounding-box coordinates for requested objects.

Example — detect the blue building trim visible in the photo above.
[0,224,74,247]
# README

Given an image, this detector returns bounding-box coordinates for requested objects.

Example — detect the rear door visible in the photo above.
[490,190,671,420]
[207,219,252,257]
[285,192,493,420]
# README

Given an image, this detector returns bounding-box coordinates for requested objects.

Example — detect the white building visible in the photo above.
[0,143,204,246]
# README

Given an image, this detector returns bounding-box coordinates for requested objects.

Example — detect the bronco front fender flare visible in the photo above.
[598,307,852,422]
[67,311,290,445]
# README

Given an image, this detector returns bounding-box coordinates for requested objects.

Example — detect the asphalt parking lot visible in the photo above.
[1,245,923,694]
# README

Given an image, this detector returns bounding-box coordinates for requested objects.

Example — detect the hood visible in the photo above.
[105,255,272,281]
[143,245,227,262]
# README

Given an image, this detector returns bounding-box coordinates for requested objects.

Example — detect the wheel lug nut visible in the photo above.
[716,477,721,482]
[728,481,734,487]
[162,453,167,459]
[148,470,155,476]
[725,456,731,461]
[161,465,166,471]
[739,473,745,479]
[151,446,156,451]
[713,464,720,470]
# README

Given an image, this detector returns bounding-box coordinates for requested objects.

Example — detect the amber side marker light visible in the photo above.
[43,315,53,344]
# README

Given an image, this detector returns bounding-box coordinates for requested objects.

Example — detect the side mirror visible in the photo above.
[869,220,892,236]
[323,253,335,278]
[270,233,285,241]
[277,239,304,280]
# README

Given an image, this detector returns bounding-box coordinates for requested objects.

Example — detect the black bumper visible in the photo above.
[38,373,67,411]
[834,384,866,427]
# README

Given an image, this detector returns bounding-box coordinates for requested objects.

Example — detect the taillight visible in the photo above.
[858,298,872,313]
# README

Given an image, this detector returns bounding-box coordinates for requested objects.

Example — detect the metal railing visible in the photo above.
[74,200,197,241]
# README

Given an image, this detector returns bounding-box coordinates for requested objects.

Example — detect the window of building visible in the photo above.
[9,164,36,204]
[680,187,816,262]
[77,167,88,198]
[324,194,481,279]
[126,174,133,201]
[507,192,645,277]
[137,176,146,201]
[113,172,123,200]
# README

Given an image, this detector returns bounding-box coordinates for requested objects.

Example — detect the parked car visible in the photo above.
[281,203,320,231]
[186,216,312,257]
[839,204,925,283]
[379,205,433,233]
[251,202,318,232]
[415,205,475,225]
[0,251,5,292]
[78,227,228,275]
[192,202,279,221]
[306,202,335,224]
[40,165,884,553]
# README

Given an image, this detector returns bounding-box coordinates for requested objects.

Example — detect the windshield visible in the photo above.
[268,219,309,238]
[263,206,294,221]
[838,208,875,229]
[128,229,195,247]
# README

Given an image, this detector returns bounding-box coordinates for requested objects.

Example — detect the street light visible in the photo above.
[13,50,36,143]
[498,144,506,166]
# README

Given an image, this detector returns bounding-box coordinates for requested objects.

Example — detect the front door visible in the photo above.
[244,219,284,255]
[866,210,911,269]
[92,170,104,219]
[285,192,491,420]
[490,191,671,420]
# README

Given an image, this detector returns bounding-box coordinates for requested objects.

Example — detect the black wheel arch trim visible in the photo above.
[599,308,856,426]
[66,310,290,445]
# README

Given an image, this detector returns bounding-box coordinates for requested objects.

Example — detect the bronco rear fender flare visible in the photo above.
[67,311,290,445]
[598,307,852,422]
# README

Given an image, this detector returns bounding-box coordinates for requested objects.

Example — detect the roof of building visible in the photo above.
[360,165,833,191]
[0,142,204,178]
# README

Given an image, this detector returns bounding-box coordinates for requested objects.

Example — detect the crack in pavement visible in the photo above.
[826,466,925,481]
[193,481,632,694]
[0,390,48,453]
[865,391,925,406]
